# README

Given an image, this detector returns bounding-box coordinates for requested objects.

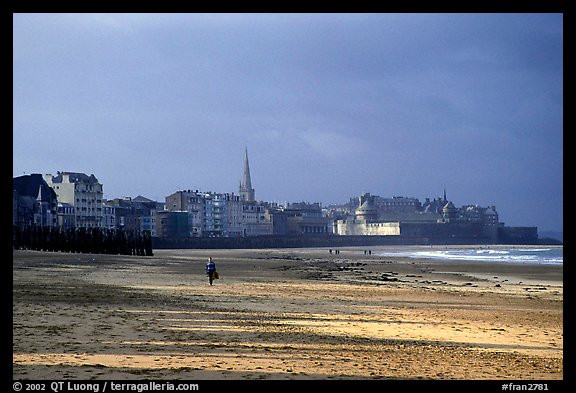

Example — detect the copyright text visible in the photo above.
[12,382,199,393]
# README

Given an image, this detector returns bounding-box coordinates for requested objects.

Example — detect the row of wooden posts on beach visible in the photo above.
[12,225,154,256]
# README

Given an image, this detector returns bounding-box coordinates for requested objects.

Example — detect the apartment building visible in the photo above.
[165,190,205,237]
[104,196,160,236]
[44,172,104,228]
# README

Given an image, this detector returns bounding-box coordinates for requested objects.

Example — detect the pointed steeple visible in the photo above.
[239,148,255,201]
[37,184,43,201]
[242,148,252,190]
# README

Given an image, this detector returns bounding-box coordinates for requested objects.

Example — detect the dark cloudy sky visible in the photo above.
[13,13,563,231]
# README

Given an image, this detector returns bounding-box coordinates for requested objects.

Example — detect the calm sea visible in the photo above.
[376,247,563,265]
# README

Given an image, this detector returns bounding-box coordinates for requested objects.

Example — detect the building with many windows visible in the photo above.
[165,190,206,237]
[280,202,332,235]
[241,201,272,236]
[44,172,104,228]
[335,192,507,242]
[57,202,75,230]
[105,196,160,236]
[163,189,269,237]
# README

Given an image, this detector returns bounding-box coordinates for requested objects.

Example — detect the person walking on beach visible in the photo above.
[206,257,217,285]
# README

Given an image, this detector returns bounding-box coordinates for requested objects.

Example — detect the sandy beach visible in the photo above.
[12,246,563,380]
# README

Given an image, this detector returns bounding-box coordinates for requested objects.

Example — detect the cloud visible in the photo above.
[299,129,369,159]
[13,13,563,230]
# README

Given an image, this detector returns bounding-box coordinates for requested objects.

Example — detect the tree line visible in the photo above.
[13,225,153,256]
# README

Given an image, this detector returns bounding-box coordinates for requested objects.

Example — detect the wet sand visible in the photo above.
[12,246,563,380]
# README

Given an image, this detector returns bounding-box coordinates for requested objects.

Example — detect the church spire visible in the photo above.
[239,148,255,201]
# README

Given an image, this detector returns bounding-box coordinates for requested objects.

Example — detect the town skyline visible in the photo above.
[16,168,545,245]
[14,139,563,233]
[13,14,563,232]
[16,158,549,234]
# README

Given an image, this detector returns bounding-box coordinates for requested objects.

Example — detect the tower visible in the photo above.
[239,148,255,202]
[355,193,377,222]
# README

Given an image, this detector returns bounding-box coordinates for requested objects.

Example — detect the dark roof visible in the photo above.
[18,195,36,209]
[51,172,99,184]
[132,195,154,203]
[13,174,58,202]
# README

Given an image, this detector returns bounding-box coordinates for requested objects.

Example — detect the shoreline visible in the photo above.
[13,247,563,380]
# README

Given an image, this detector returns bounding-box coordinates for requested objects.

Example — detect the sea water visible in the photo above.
[377,247,563,265]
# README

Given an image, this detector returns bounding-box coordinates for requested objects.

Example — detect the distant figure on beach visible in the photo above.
[206,257,217,285]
